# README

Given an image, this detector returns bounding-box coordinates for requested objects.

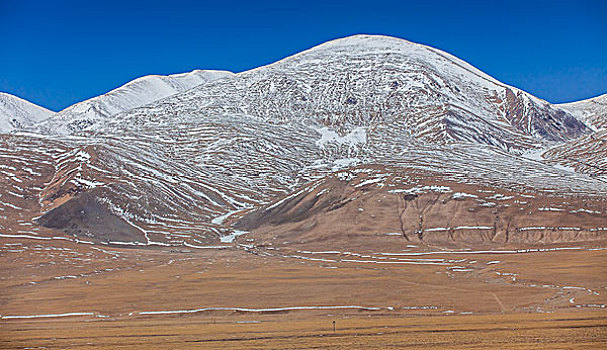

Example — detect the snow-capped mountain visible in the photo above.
[557,93,607,131]
[1,35,605,248]
[0,92,55,132]
[44,35,589,152]
[216,34,587,150]
[32,69,234,134]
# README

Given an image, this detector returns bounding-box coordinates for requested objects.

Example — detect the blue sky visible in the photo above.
[1,0,605,111]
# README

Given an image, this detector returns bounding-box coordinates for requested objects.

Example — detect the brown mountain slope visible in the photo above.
[235,165,606,250]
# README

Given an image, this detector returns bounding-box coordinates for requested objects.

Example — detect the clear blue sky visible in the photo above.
[1,0,605,111]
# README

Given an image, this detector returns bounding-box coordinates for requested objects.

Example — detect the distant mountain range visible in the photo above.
[1,35,605,249]
[0,70,233,133]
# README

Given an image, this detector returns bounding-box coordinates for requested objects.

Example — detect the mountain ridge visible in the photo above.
[1,34,605,248]
[0,92,56,132]
[94,34,587,151]
[31,69,234,135]
[3,35,603,139]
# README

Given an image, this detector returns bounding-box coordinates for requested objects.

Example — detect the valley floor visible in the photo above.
[3,311,605,349]
[1,237,606,349]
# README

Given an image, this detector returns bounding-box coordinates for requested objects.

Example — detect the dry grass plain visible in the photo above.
[1,236,606,349]
[3,311,605,349]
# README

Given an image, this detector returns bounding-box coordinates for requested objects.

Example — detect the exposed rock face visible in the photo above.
[503,88,588,142]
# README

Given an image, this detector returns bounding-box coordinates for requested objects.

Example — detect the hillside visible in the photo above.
[557,93,607,130]
[0,35,604,249]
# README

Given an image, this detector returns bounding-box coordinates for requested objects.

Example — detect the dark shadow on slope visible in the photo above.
[36,189,146,244]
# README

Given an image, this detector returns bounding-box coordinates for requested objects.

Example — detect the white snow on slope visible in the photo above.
[557,93,607,131]
[32,70,234,134]
[0,92,55,133]
[173,34,586,152]
[315,126,366,148]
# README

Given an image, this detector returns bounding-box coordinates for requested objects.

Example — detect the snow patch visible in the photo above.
[315,127,366,149]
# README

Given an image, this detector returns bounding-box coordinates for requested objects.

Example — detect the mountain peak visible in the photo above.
[315,33,417,47]
[31,69,234,135]
[0,92,55,132]
[218,36,588,149]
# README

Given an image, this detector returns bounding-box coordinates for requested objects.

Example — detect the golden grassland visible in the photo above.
[3,311,606,349]
[1,237,606,349]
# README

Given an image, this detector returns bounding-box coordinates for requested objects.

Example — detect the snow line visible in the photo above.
[183,242,230,249]
[0,233,51,240]
[139,305,382,315]
[378,247,587,256]
[1,312,95,320]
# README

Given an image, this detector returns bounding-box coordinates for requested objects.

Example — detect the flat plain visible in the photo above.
[2,236,605,349]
